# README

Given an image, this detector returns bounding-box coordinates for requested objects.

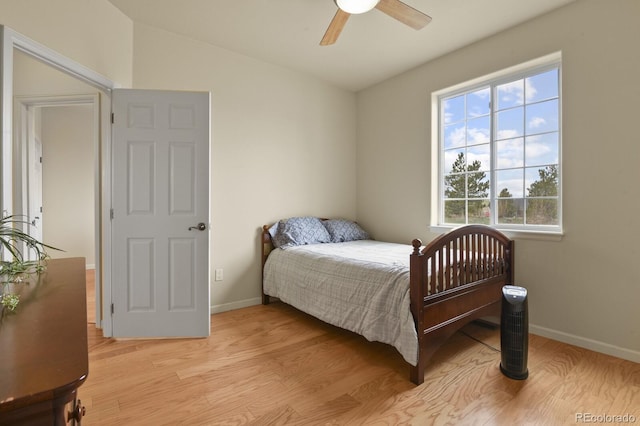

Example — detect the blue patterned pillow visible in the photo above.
[267,223,278,240]
[272,217,331,249]
[323,219,370,243]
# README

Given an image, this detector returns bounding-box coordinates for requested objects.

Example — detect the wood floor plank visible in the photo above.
[247,404,301,426]
[82,302,640,425]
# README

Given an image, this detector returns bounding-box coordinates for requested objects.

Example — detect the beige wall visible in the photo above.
[0,0,133,86]
[41,105,95,265]
[356,0,640,360]
[131,23,357,309]
[13,50,99,95]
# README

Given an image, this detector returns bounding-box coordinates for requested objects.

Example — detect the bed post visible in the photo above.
[261,225,273,305]
[409,238,426,385]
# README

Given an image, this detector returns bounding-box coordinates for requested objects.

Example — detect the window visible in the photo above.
[435,54,561,234]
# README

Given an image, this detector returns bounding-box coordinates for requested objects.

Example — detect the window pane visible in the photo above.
[468,200,490,224]
[467,172,490,198]
[497,79,524,110]
[496,107,524,140]
[525,133,558,167]
[526,69,558,103]
[467,144,490,172]
[443,95,465,124]
[466,88,490,118]
[498,197,524,224]
[526,198,558,225]
[444,122,466,149]
[526,99,559,134]
[444,172,465,199]
[496,169,523,198]
[526,165,558,197]
[443,149,465,174]
[444,200,465,223]
[467,116,490,145]
[496,137,524,169]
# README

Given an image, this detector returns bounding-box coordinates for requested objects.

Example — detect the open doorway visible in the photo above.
[14,94,99,322]
[13,51,99,322]
[2,27,115,332]
[14,96,98,260]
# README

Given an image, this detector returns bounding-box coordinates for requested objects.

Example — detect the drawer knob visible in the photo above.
[68,399,86,423]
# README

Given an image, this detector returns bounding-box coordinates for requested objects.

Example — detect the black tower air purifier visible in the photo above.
[500,285,529,380]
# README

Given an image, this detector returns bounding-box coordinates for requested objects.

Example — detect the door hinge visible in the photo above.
[39,156,42,164]
[111,112,114,124]
[110,208,114,220]
[111,303,114,315]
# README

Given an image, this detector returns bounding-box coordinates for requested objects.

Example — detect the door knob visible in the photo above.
[189,222,207,231]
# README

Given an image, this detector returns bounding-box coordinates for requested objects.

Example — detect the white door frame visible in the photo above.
[1,25,117,335]
[14,95,100,269]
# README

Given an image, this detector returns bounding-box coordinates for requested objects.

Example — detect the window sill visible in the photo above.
[430,225,564,242]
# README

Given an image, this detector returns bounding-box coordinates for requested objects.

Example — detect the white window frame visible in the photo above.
[430,52,563,240]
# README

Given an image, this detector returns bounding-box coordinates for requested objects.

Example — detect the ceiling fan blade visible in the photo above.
[375,0,432,30]
[320,9,350,46]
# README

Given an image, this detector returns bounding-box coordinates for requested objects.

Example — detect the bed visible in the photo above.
[261,217,514,385]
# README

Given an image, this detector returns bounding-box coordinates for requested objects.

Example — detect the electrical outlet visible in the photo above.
[215,268,223,281]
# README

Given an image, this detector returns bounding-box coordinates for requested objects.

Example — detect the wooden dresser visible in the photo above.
[0,257,88,425]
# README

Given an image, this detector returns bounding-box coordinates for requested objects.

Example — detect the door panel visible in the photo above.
[112,89,210,338]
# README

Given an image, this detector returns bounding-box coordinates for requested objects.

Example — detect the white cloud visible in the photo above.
[445,126,466,148]
[497,129,520,139]
[528,116,546,129]
[467,127,489,144]
[444,111,454,125]
[498,79,538,106]
[525,135,558,165]
[467,150,490,170]
[496,138,524,169]
[525,79,539,103]
[526,141,551,157]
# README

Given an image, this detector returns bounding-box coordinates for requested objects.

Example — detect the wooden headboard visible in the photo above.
[261,224,275,266]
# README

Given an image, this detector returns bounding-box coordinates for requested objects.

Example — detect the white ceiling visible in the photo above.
[108,0,575,92]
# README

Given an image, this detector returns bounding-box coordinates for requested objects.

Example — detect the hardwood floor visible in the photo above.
[82,302,640,425]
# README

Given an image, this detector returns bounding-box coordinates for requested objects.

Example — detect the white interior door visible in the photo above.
[111,89,210,337]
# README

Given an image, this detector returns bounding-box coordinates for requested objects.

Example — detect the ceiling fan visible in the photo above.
[320,0,432,46]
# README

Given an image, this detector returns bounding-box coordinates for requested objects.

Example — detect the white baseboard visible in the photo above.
[86,263,95,270]
[530,324,640,363]
[211,297,262,314]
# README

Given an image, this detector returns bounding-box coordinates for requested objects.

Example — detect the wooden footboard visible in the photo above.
[409,225,514,385]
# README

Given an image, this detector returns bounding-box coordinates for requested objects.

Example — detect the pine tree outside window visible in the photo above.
[435,54,562,234]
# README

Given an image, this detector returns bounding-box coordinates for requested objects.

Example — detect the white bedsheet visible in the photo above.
[263,240,418,366]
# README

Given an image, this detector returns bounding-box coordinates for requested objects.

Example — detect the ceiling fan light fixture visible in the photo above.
[335,0,380,14]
